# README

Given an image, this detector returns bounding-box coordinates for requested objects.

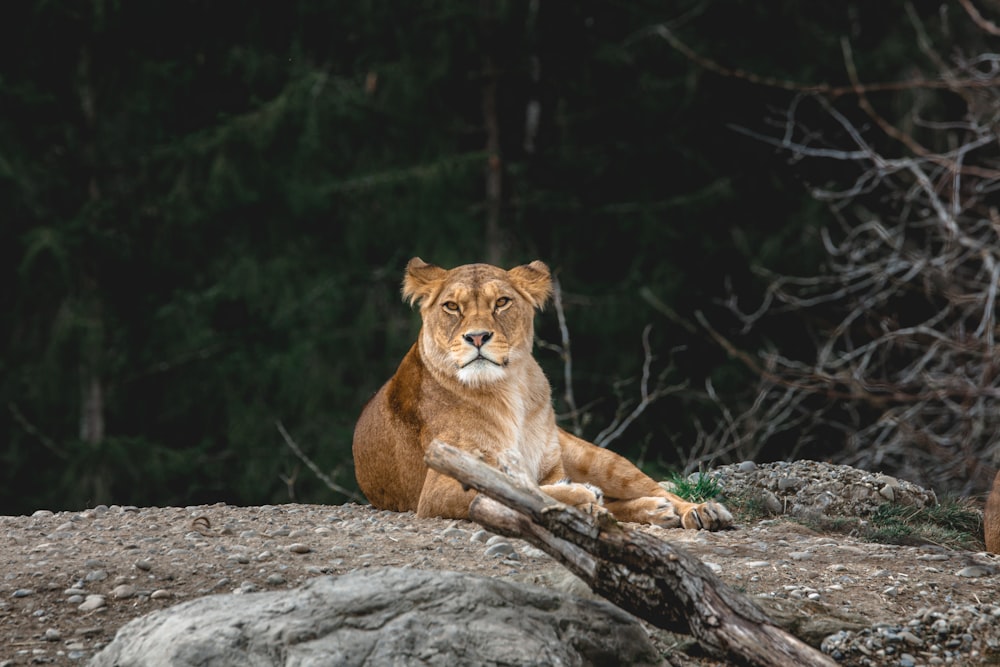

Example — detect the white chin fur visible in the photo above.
[456,361,507,386]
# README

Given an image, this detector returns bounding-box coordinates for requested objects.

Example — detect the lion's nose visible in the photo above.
[463,331,493,348]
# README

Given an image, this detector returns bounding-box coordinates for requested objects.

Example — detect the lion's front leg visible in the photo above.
[415,469,478,520]
[604,495,732,530]
[539,480,606,517]
[558,428,732,531]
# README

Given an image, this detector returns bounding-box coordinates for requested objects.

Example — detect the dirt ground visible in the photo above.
[2,500,999,666]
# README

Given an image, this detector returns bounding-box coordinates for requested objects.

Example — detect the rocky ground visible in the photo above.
[2,460,999,667]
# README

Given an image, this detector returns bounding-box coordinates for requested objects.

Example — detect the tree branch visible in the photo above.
[424,440,835,667]
[276,421,365,502]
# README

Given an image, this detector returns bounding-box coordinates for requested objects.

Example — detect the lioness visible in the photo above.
[352,258,732,530]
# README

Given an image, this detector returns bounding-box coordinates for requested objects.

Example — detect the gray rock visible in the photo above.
[89,567,660,667]
[956,565,994,578]
[484,542,516,558]
[112,584,137,599]
[79,594,106,611]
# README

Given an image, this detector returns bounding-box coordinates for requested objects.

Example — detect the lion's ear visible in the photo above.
[508,260,552,309]
[402,257,447,307]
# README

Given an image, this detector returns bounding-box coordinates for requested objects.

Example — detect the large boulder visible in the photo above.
[90,567,661,667]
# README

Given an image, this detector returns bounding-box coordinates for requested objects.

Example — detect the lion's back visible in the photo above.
[352,348,427,511]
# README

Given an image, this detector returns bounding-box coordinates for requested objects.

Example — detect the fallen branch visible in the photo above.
[424,440,835,667]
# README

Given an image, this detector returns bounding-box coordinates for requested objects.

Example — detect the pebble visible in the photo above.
[777,477,804,491]
[134,559,153,571]
[955,566,993,578]
[78,595,106,612]
[287,543,311,554]
[112,584,137,599]
[150,590,171,600]
[43,628,60,641]
[12,589,34,598]
[484,542,516,558]
[520,545,548,559]
[31,510,54,518]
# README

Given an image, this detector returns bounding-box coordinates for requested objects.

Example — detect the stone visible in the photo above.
[956,565,994,578]
[79,594,106,611]
[484,542,516,558]
[112,584,137,599]
[90,567,660,667]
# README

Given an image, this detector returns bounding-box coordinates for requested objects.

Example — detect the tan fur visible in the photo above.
[986,471,1000,553]
[352,258,732,530]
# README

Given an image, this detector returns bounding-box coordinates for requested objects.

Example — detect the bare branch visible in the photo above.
[594,326,687,447]
[637,21,1000,98]
[549,276,582,436]
[697,15,1000,495]
[276,421,365,502]
[8,402,67,460]
[958,0,1000,37]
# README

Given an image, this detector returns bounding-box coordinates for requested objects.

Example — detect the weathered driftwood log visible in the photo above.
[424,440,836,667]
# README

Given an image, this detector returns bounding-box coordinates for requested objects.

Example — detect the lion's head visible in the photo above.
[402,258,552,387]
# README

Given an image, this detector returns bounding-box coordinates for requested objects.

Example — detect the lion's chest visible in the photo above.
[419,362,560,483]
[491,390,560,483]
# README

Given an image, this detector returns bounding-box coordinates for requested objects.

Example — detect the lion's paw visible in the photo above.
[680,501,733,531]
[542,480,604,509]
[615,496,683,528]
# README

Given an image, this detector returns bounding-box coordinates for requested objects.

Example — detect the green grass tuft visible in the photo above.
[665,472,724,503]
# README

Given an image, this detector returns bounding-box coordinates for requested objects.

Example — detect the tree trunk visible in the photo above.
[424,440,836,667]
[77,38,111,505]
[480,0,504,265]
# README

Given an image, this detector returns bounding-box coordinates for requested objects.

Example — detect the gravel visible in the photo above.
[0,460,998,666]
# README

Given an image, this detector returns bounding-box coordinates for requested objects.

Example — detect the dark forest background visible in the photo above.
[3,1,998,515]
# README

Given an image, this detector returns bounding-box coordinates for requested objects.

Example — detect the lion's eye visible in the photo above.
[495,297,512,310]
[442,301,461,314]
